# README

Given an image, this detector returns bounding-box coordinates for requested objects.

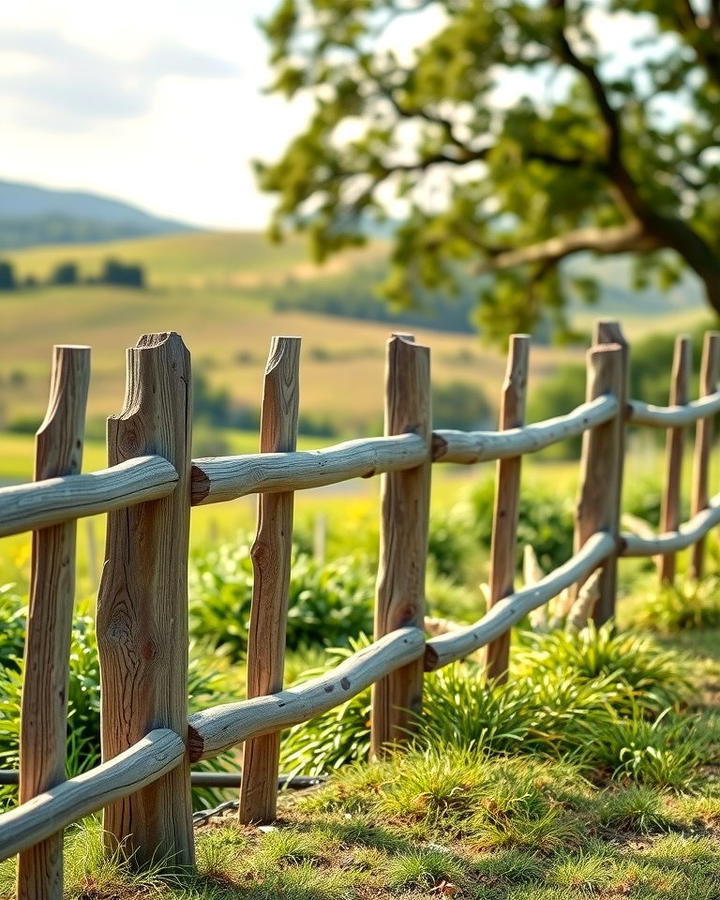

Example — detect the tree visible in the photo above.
[51,262,78,286]
[258,0,720,340]
[0,261,16,291]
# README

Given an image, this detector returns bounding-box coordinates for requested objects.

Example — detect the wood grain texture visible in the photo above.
[432,395,618,463]
[371,334,431,757]
[621,492,720,556]
[485,335,529,681]
[239,336,300,825]
[96,332,194,869]
[0,730,184,864]
[425,531,615,670]
[188,627,426,762]
[17,345,90,900]
[573,344,624,625]
[627,391,720,426]
[659,336,691,584]
[591,321,629,623]
[191,433,427,504]
[690,332,720,578]
[0,455,178,538]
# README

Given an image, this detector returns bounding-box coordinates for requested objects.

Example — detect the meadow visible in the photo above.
[1,231,720,898]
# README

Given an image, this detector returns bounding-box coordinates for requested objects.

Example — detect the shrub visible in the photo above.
[432,381,492,430]
[189,544,374,659]
[629,576,720,632]
[467,477,574,572]
[513,623,692,713]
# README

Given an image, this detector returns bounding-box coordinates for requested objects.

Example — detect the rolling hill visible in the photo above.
[0,180,194,250]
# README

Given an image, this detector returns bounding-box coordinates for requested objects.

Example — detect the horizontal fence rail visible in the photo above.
[432,394,618,464]
[424,531,616,671]
[0,730,184,863]
[621,492,720,556]
[627,390,720,427]
[0,456,178,539]
[187,626,426,762]
[191,433,427,504]
[1,320,720,894]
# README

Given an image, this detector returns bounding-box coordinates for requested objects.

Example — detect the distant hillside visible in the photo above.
[0,180,194,250]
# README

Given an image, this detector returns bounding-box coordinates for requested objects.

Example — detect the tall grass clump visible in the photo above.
[283,624,703,790]
[628,574,720,633]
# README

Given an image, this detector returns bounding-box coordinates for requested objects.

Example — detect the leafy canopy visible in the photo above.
[258,0,720,340]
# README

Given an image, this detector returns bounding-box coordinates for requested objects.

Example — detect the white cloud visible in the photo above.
[0,0,300,228]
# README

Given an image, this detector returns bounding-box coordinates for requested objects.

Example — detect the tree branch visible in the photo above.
[547,0,646,222]
[476,223,661,274]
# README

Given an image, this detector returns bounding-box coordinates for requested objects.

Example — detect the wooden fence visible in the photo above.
[0,320,719,898]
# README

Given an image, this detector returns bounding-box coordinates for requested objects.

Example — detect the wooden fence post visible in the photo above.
[17,346,90,900]
[574,343,624,625]
[96,333,194,869]
[239,337,300,825]
[690,331,720,580]
[484,334,529,682]
[659,335,691,585]
[592,320,629,621]
[371,334,431,757]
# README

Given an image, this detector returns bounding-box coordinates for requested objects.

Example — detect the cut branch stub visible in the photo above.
[96,332,194,869]
[18,345,90,900]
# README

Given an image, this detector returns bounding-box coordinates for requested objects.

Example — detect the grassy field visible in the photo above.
[1,231,709,441]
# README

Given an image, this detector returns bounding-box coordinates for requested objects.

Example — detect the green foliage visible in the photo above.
[629,575,720,633]
[279,624,697,788]
[50,261,78,286]
[580,707,708,790]
[189,544,374,659]
[513,623,692,713]
[0,261,17,291]
[467,476,574,572]
[432,380,492,430]
[259,1,720,338]
[526,363,585,458]
[0,590,237,808]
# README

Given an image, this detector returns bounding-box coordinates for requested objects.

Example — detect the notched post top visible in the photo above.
[35,346,91,481]
[260,337,301,454]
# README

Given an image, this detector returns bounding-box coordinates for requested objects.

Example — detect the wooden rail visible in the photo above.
[191,433,427,504]
[0,456,178,538]
[620,494,720,556]
[627,391,720,426]
[187,627,426,762]
[424,531,616,671]
[1,319,719,890]
[0,731,184,863]
[432,394,618,463]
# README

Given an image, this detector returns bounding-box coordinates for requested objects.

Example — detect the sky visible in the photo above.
[0,1,312,229]
[0,0,446,230]
[0,2,653,231]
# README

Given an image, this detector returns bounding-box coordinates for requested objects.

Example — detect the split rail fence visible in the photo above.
[0,320,719,898]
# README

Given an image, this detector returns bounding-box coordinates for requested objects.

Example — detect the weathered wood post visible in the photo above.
[371,334,431,757]
[97,333,194,869]
[484,334,529,682]
[592,320,629,620]
[239,336,300,825]
[690,331,720,580]
[574,342,625,625]
[659,335,691,585]
[17,346,90,900]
